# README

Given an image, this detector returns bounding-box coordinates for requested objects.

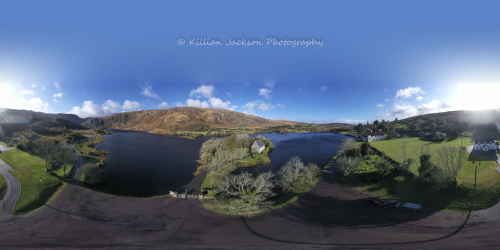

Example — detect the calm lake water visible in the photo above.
[96,130,351,197]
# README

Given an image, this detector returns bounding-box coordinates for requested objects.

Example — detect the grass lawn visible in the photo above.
[0,149,72,215]
[0,173,6,198]
[342,136,500,212]
[0,141,7,147]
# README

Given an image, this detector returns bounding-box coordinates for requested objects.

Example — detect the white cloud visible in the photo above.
[31,84,36,88]
[417,99,452,114]
[69,100,122,118]
[53,93,63,98]
[258,88,273,99]
[53,99,57,103]
[244,101,258,109]
[226,92,231,97]
[156,102,170,109]
[378,104,418,119]
[376,103,385,108]
[122,100,144,111]
[320,85,328,92]
[41,85,46,91]
[190,85,214,99]
[175,102,186,107]
[20,90,34,95]
[395,87,424,98]
[242,101,263,117]
[276,103,285,108]
[416,96,423,101]
[385,98,390,102]
[140,84,160,99]
[258,102,275,111]
[265,82,275,88]
[186,99,210,108]
[54,83,61,91]
[19,97,48,108]
[208,97,237,110]
[103,100,121,109]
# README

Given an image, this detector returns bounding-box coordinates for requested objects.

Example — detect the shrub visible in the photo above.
[83,164,107,186]
[16,143,27,151]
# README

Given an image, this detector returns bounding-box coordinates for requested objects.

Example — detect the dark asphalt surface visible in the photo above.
[0,153,500,248]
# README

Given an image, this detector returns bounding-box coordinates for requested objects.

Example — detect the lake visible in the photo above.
[96,130,352,197]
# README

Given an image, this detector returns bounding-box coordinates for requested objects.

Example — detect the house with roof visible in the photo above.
[474,137,497,151]
[251,139,266,153]
[435,132,446,136]
[361,132,387,142]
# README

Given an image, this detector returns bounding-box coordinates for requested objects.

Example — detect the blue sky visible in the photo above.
[1,1,500,124]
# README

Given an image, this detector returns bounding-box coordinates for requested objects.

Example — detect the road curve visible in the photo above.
[0,146,20,223]
[0,136,93,223]
[0,153,499,248]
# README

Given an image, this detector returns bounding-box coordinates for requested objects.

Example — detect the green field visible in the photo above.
[0,173,6,198]
[0,141,7,147]
[0,149,72,215]
[370,137,482,171]
[343,136,500,212]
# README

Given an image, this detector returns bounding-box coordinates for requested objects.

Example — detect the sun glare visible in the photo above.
[453,83,500,111]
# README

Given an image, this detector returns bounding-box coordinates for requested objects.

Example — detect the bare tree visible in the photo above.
[233,148,247,161]
[336,155,362,176]
[399,137,408,172]
[207,150,231,188]
[216,171,276,213]
[303,163,320,183]
[433,145,465,188]
[337,138,358,155]
[412,141,429,169]
[277,156,305,193]
[236,134,250,148]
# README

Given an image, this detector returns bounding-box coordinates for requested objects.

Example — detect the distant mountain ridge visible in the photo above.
[82,107,303,134]
[0,109,88,125]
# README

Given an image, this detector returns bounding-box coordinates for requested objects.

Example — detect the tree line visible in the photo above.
[16,138,76,177]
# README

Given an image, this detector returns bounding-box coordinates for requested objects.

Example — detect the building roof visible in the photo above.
[253,139,265,148]
[364,132,387,136]
[475,138,494,144]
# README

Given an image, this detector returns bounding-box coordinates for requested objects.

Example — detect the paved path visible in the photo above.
[0,144,14,153]
[0,146,21,222]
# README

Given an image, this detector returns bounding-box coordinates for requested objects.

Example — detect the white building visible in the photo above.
[474,138,496,151]
[251,139,266,153]
[362,132,386,142]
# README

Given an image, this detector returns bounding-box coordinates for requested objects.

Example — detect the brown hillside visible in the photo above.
[82,107,303,134]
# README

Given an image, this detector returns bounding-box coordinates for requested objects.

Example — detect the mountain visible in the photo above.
[400,109,500,125]
[82,107,303,134]
[34,112,89,124]
[0,109,84,137]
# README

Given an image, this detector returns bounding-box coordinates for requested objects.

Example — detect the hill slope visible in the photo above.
[82,107,303,134]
